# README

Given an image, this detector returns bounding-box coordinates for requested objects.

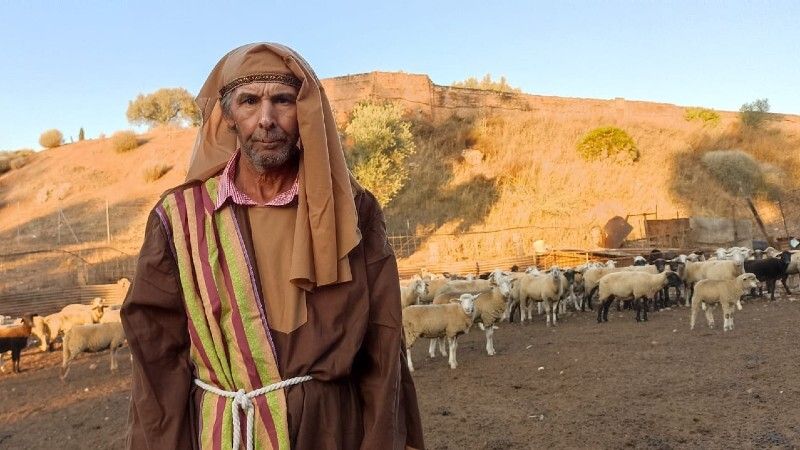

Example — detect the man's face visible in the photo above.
[224,82,300,172]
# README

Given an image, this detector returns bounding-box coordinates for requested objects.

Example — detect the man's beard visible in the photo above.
[241,128,300,173]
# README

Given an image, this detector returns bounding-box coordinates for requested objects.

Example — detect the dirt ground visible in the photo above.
[2,295,800,449]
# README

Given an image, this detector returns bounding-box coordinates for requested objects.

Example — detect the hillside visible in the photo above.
[2,72,800,291]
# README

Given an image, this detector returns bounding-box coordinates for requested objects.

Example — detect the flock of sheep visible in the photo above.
[1,245,797,379]
[0,297,126,379]
[400,246,799,371]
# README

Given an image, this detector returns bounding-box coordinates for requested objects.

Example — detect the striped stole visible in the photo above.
[156,177,290,450]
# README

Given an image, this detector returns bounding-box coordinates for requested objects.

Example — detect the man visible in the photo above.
[121,43,425,450]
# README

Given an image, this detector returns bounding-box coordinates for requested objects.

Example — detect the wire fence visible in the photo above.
[0,246,136,295]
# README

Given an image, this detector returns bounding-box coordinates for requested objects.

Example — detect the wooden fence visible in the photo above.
[0,280,131,319]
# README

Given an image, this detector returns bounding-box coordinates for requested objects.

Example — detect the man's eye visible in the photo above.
[244,97,258,105]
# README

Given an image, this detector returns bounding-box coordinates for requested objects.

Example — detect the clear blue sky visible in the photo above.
[1,1,798,150]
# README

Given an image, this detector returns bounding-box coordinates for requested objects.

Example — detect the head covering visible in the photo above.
[188,43,361,290]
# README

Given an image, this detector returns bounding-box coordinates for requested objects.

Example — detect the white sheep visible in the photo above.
[581,265,656,310]
[402,293,477,371]
[99,308,121,323]
[690,273,758,332]
[471,278,514,355]
[508,268,564,326]
[399,279,428,308]
[676,258,743,306]
[31,298,107,352]
[60,322,126,381]
[596,270,684,322]
[419,277,450,303]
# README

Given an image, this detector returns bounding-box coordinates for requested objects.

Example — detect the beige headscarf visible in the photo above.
[188,43,361,290]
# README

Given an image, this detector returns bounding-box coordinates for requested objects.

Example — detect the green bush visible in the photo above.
[39,129,63,148]
[576,126,639,164]
[111,130,139,153]
[143,163,172,182]
[684,107,720,126]
[344,101,415,206]
[740,98,770,128]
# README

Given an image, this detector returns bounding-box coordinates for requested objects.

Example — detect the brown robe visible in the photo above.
[121,187,425,449]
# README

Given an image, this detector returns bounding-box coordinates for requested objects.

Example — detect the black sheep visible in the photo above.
[743,251,792,301]
[0,315,34,373]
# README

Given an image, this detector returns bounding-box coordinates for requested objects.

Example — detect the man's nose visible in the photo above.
[258,101,276,128]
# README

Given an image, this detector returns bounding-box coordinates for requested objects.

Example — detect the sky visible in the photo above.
[1,0,798,150]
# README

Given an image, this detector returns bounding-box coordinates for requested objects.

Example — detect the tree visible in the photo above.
[701,149,776,245]
[126,87,201,127]
[344,101,415,206]
[739,98,770,128]
[78,127,85,141]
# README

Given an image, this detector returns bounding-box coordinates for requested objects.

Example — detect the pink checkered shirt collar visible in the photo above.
[214,150,299,211]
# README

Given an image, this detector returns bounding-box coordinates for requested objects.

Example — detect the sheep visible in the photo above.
[0,314,34,373]
[582,264,658,310]
[675,258,743,305]
[419,278,450,303]
[784,251,800,289]
[435,279,492,298]
[633,256,647,266]
[508,268,564,326]
[471,280,514,356]
[99,308,122,323]
[596,270,684,323]
[30,298,106,351]
[402,293,477,371]
[690,273,758,331]
[60,322,127,381]
[435,276,514,357]
[743,252,792,301]
[399,279,428,308]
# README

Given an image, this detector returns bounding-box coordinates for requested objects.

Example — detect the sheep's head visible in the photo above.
[664,271,683,289]
[497,277,515,298]
[737,273,758,291]
[457,293,478,316]
[413,279,428,297]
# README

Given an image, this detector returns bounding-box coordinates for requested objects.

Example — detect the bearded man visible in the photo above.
[121,43,424,450]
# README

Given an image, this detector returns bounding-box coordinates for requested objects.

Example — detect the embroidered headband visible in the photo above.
[219,72,302,98]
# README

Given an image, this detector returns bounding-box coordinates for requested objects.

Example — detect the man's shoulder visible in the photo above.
[149,179,207,212]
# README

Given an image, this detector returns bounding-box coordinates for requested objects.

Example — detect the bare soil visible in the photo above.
[2,296,800,449]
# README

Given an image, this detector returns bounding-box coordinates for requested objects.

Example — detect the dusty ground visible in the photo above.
[2,295,800,449]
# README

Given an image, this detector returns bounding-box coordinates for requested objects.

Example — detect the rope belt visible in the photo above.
[194,376,313,450]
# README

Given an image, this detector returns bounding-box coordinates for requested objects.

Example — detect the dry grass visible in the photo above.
[111,131,139,153]
[142,163,172,182]
[383,105,800,263]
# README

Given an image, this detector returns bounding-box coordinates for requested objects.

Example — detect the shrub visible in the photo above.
[143,163,172,182]
[740,98,770,128]
[39,129,63,148]
[127,87,200,127]
[684,107,720,126]
[111,130,139,153]
[0,149,34,174]
[344,101,415,206]
[576,126,639,164]
[452,74,521,93]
